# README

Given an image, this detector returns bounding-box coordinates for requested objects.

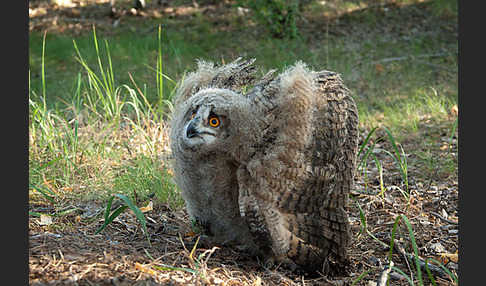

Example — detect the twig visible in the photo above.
[388,240,450,279]
[405,252,449,279]
[350,189,380,196]
[352,51,455,71]
[400,244,414,284]
[430,211,458,225]
[424,164,440,196]
[415,59,456,73]
[369,52,451,65]
[377,261,393,286]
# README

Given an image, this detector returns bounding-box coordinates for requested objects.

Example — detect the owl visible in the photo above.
[169,58,359,274]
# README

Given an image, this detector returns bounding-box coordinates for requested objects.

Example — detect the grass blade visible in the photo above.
[371,154,385,198]
[383,126,401,161]
[355,199,367,236]
[391,266,414,285]
[29,211,43,217]
[30,183,56,203]
[114,193,151,246]
[357,126,378,159]
[382,149,409,200]
[92,26,110,97]
[41,30,47,100]
[389,214,423,285]
[157,24,164,105]
[351,269,371,286]
[425,258,458,283]
[104,39,115,95]
[38,157,63,171]
[103,195,115,222]
[95,204,128,234]
[353,200,390,248]
[424,258,437,286]
[383,127,408,192]
[358,141,375,171]
[127,72,154,118]
[152,264,197,274]
[73,39,103,113]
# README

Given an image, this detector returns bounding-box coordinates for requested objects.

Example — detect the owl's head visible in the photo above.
[173,88,253,156]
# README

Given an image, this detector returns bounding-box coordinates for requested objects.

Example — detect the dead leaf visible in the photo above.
[135,262,157,276]
[62,186,73,192]
[375,63,385,74]
[440,143,449,151]
[439,251,458,263]
[152,10,162,18]
[42,175,58,195]
[52,0,76,8]
[185,231,197,237]
[167,168,174,176]
[450,105,458,116]
[429,242,446,253]
[139,201,153,213]
[441,208,449,219]
[29,7,47,17]
[39,214,53,226]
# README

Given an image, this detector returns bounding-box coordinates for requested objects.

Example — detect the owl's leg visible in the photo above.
[236,166,274,258]
[193,203,261,257]
[187,210,259,250]
[184,217,262,258]
[184,234,213,249]
[261,253,302,273]
[178,157,262,256]
[215,220,262,256]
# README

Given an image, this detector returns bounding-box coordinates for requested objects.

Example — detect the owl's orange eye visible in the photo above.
[208,117,220,127]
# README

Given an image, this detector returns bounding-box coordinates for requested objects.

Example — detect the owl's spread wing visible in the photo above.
[240,62,359,271]
[173,57,258,107]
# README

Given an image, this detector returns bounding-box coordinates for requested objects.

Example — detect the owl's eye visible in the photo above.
[208,116,220,127]
[190,112,196,120]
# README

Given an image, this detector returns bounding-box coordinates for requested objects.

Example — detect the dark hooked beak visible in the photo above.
[186,120,199,138]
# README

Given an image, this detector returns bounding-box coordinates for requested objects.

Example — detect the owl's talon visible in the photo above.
[262,256,276,269]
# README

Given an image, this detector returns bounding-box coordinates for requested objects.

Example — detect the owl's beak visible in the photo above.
[186,120,199,138]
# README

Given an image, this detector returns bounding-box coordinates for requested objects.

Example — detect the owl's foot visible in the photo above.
[261,255,303,274]
[185,234,263,257]
[234,241,265,257]
[183,234,214,250]
[323,257,351,277]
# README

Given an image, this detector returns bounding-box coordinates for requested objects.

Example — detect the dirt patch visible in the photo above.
[29,0,234,36]
[29,203,338,285]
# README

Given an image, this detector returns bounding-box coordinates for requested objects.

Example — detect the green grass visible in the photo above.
[29,26,179,206]
[95,193,152,246]
[112,156,183,209]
